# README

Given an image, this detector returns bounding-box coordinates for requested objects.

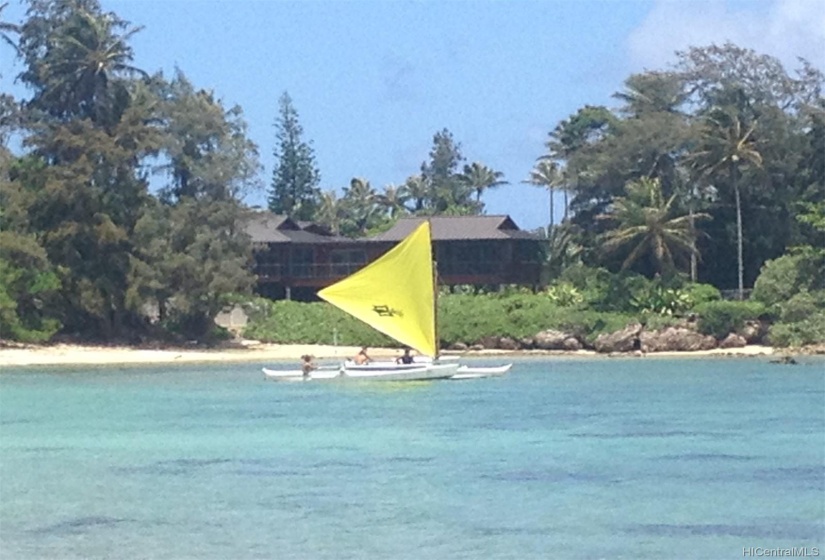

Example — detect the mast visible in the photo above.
[430,218,440,359]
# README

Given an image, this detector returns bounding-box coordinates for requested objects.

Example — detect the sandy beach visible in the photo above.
[0,341,777,368]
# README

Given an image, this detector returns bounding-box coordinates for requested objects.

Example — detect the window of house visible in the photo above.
[290,247,314,278]
[330,249,366,275]
[255,247,282,277]
[440,242,501,274]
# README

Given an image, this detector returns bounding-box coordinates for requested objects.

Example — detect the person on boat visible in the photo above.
[301,354,316,377]
[396,348,414,364]
[353,347,371,365]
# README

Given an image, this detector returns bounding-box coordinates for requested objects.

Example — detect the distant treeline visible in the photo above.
[0,1,823,344]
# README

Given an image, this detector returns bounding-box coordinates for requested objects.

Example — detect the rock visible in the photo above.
[799,344,825,355]
[476,336,499,349]
[642,327,717,352]
[519,337,535,350]
[719,333,747,349]
[739,320,767,344]
[534,329,572,350]
[594,323,643,353]
[469,344,485,351]
[448,342,468,351]
[498,337,519,350]
[770,355,798,365]
[562,337,582,351]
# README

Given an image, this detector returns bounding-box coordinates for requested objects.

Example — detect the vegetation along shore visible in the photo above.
[1,2,823,351]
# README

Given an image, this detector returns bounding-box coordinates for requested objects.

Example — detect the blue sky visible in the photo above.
[2,0,823,231]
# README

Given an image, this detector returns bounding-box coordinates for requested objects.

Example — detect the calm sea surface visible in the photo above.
[1,357,823,560]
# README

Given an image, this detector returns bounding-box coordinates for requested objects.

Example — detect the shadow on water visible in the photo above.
[657,453,757,462]
[30,516,133,536]
[112,458,231,476]
[624,522,824,540]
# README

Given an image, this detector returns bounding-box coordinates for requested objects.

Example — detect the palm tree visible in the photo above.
[403,175,430,213]
[315,191,343,235]
[689,108,762,299]
[524,160,565,229]
[599,177,709,277]
[342,178,382,236]
[613,71,685,117]
[460,162,507,202]
[544,222,583,280]
[32,7,146,122]
[377,183,410,219]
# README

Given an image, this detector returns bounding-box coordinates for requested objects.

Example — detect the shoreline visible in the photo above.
[0,341,783,368]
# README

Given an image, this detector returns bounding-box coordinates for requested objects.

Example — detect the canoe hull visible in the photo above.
[450,364,512,380]
[262,362,459,382]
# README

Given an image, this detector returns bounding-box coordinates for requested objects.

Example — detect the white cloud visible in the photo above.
[627,0,825,73]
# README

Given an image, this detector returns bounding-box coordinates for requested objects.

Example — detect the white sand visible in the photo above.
[0,342,775,368]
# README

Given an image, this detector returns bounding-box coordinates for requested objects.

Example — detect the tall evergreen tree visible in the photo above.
[268,92,320,220]
[418,128,477,214]
[129,71,259,338]
[15,0,157,338]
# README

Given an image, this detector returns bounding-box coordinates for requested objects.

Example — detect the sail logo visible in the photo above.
[373,305,403,318]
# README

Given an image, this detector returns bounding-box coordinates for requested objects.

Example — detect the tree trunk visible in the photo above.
[733,162,744,300]
[689,205,697,282]
[549,186,555,230]
[563,190,569,222]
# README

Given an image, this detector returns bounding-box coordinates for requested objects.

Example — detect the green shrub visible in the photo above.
[767,311,825,347]
[243,299,395,347]
[752,252,822,307]
[694,300,768,339]
[778,290,822,323]
[544,282,584,307]
[439,292,639,346]
[630,284,693,315]
[683,283,721,305]
[559,264,611,305]
[242,292,641,349]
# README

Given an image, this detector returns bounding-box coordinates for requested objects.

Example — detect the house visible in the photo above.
[246,212,544,301]
[372,216,544,287]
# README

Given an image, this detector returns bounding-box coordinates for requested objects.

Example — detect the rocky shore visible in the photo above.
[447,319,823,356]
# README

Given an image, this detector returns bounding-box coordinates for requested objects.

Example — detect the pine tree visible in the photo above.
[268,92,320,220]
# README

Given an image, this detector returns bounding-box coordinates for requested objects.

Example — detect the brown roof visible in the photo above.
[245,212,341,244]
[373,215,539,241]
[246,212,540,245]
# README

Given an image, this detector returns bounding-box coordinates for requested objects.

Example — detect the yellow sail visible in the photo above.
[318,221,437,357]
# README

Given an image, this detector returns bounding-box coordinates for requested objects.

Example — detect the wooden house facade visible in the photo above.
[246,213,544,301]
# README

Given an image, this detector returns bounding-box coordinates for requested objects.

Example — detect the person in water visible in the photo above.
[301,354,316,377]
[353,347,371,365]
[396,348,414,364]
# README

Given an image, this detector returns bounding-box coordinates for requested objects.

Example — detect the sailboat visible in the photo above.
[319,221,459,380]
[263,221,458,381]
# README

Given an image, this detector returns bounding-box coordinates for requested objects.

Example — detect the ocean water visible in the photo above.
[0,357,823,560]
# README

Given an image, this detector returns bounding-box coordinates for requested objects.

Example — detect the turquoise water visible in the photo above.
[1,357,823,559]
